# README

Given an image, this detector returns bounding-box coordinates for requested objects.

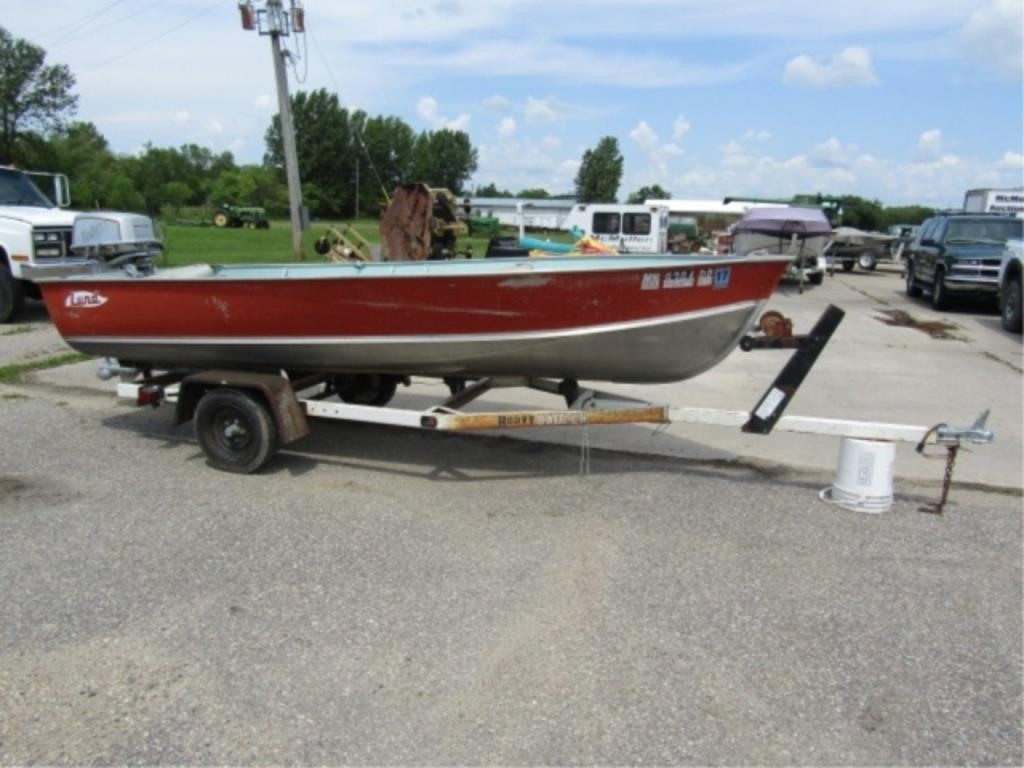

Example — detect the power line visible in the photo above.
[55,1,166,50]
[307,22,390,202]
[42,0,131,42]
[81,0,225,72]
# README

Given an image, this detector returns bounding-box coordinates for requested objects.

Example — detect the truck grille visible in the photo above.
[32,226,73,261]
[950,258,1002,282]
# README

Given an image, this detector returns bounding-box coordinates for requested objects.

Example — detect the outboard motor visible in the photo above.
[70,212,163,275]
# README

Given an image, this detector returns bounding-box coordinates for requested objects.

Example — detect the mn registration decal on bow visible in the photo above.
[65,291,109,308]
[713,267,731,289]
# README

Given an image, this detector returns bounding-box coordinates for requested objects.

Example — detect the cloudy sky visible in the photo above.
[2,0,1021,207]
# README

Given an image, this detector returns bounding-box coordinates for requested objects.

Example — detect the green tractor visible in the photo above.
[212,204,269,229]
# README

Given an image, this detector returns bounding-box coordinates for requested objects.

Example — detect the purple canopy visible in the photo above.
[732,206,832,237]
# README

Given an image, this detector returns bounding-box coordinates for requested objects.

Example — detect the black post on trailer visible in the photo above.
[739,304,845,435]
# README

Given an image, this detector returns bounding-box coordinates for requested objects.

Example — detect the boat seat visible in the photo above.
[150,264,215,279]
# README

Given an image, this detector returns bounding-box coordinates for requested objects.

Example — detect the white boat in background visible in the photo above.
[731,207,832,289]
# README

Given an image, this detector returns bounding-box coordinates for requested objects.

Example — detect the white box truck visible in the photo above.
[963,188,1024,215]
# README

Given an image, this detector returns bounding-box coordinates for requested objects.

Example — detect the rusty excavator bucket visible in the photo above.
[379,183,469,261]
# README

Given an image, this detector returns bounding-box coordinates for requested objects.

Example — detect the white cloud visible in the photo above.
[961,0,1023,79]
[783,47,879,87]
[483,95,514,111]
[524,97,568,124]
[174,110,190,123]
[743,129,773,141]
[630,121,659,151]
[672,115,691,142]
[915,129,946,160]
[998,151,1024,170]
[810,137,856,168]
[498,117,516,139]
[416,96,471,131]
[253,94,274,110]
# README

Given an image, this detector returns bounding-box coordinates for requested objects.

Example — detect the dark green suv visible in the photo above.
[905,213,1023,310]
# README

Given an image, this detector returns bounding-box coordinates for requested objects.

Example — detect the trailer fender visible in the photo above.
[175,370,310,445]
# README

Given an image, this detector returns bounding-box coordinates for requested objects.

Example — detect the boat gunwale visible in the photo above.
[34,252,795,283]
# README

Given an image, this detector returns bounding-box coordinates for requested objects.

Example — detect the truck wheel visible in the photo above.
[841,260,854,272]
[194,388,277,474]
[0,268,25,324]
[212,211,229,228]
[857,252,878,271]
[808,271,824,285]
[931,270,948,311]
[1001,273,1022,333]
[905,262,922,297]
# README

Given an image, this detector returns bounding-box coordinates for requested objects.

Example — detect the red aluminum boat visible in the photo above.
[38,252,790,385]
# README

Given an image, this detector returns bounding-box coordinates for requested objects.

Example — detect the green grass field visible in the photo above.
[154,218,569,268]
[156,218,576,267]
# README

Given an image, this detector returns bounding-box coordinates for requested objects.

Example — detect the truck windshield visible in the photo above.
[0,168,53,207]
[947,218,1024,245]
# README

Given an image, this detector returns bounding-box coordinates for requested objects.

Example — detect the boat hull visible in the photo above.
[39,255,790,384]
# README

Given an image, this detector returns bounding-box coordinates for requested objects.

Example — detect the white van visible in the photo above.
[561,203,669,253]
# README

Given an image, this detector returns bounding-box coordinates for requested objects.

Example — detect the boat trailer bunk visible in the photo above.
[106,305,993,512]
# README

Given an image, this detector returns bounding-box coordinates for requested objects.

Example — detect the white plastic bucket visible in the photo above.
[819,437,895,513]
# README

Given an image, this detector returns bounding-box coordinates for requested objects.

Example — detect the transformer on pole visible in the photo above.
[238,0,305,261]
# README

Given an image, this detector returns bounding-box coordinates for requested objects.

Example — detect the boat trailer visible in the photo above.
[104,305,993,512]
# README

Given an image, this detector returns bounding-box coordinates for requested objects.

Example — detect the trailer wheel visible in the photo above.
[857,252,878,271]
[194,388,277,474]
[841,260,854,272]
[333,374,398,406]
[808,271,824,286]
[0,268,24,324]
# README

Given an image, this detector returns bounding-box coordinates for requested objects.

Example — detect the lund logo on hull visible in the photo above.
[65,291,108,309]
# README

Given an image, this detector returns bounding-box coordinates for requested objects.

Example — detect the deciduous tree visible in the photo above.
[0,26,77,164]
[574,136,623,203]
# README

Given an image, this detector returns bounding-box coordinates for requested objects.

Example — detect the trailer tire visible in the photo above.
[194,388,277,474]
[857,252,878,271]
[808,271,824,286]
[841,260,854,272]
[0,268,25,324]
[333,374,398,406]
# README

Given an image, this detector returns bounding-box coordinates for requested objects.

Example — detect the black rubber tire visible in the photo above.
[931,270,948,311]
[194,388,277,474]
[808,271,824,286]
[905,262,922,297]
[334,374,398,406]
[1001,274,1022,333]
[0,268,25,323]
[841,260,854,272]
[858,252,878,271]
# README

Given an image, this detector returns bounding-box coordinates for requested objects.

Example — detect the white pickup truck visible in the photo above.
[0,166,80,321]
[0,165,160,322]
[999,238,1022,333]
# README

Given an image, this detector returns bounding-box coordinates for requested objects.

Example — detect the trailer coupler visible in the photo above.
[915,410,994,514]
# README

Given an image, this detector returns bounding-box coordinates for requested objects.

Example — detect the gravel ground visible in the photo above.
[0,385,1020,765]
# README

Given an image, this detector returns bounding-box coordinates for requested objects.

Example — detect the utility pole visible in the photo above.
[239,0,305,261]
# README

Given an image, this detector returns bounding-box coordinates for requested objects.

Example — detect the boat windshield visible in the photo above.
[946,218,1023,245]
[0,168,53,207]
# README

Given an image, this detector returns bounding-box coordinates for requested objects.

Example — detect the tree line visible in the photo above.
[0,25,933,229]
